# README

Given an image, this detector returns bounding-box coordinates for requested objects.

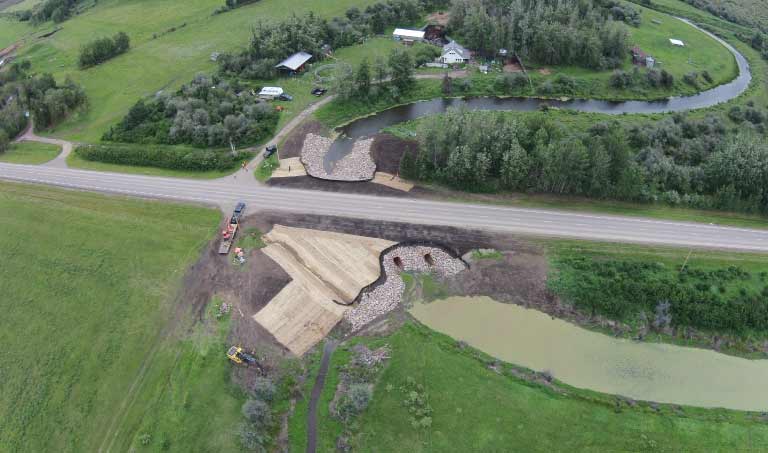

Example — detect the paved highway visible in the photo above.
[2,162,768,252]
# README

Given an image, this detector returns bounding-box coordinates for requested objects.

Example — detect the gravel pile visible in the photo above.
[345,245,466,331]
[300,133,334,178]
[300,134,376,181]
[330,138,376,181]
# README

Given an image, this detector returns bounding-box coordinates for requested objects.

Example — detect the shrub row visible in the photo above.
[75,143,252,172]
[551,257,768,333]
[79,32,130,69]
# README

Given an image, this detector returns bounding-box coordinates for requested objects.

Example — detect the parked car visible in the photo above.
[264,144,278,159]
[311,87,327,96]
[278,93,293,101]
[233,202,246,219]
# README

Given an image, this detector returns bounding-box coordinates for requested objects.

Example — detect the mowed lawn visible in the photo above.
[0,182,219,452]
[344,323,768,452]
[0,141,61,164]
[2,0,382,142]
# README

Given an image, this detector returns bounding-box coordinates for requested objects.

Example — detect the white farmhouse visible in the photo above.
[440,41,470,64]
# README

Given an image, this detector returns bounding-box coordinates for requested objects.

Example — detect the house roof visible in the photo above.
[259,86,284,96]
[393,28,425,39]
[275,52,312,70]
[442,40,469,59]
[669,38,685,46]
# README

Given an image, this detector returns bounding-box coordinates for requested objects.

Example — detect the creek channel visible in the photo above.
[323,18,751,172]
[410,296,768,411]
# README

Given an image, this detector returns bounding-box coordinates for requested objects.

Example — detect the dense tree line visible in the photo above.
[335,46,434,101]
[679,0,766,33]
[218,0,448,79]
[0,61,86,153]
[75,143,252,172]
[737,31,768,61]
[552,257,768,334]
[104,74,279,149]
[448,0,632,69]
[401,107,768,212]
[78,32,130,69]
[213,0,262,14]
[13,0,85,24]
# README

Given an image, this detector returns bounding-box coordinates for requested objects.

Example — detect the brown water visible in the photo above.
[410,296,768,411]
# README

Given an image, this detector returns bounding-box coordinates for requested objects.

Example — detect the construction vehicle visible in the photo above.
[218,202,245,254]
[227,345,256,365]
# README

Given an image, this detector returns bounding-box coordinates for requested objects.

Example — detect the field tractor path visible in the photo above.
[307,340,338,453]
[97,331,178,453]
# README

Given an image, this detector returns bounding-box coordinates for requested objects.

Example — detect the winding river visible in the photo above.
[411,297,768,412]
[324,18,751,169]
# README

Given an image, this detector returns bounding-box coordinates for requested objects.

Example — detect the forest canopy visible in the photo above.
[103,74,279,149]
[401,107,768,213]
[0,62,87,153]
[448,0,635,69]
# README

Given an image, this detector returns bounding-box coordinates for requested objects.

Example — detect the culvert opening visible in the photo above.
[424,253,434,266]
[393,256,403,269]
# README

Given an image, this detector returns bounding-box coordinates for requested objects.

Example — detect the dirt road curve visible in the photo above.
[14,120,73,168]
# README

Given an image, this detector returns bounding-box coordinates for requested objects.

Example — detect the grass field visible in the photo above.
[0,141,60,164]
[0,0,740,145]
[527,4,739,98]
[113,297,248,452]
[0,182,219,452]
[0,0,383,142]
[297,322,768,452]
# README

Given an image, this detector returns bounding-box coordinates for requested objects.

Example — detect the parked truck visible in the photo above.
[218,202,246,254]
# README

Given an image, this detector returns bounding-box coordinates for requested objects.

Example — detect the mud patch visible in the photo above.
[177,220,292,355]
[450,252,555,309]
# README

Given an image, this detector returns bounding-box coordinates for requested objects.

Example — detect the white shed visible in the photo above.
[669,38,685,47]
[258,86,284,99]
[393,28,425,42]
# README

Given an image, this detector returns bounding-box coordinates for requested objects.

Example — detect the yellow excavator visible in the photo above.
[227,345,256,365]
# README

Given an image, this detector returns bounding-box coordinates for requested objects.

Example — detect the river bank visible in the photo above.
[411,296,768,411]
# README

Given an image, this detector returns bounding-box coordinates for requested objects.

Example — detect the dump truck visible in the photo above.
[227,346,256,365]
[218,202,246,254]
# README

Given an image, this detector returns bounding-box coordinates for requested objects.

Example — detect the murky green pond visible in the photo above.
[410,296,768,411]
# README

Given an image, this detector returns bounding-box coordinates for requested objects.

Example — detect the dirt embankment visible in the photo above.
[279,120,329,159]
[177,218,291,353]
[369,133,418,175]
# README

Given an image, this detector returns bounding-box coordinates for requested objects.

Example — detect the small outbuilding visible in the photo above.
[275,52,312,73]
[669,38,685,47]
[258,86,284,99]
[440,40,470,64]
[393,28,425,43]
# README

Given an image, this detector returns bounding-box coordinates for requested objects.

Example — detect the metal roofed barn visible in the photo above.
[275,51,312,73]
